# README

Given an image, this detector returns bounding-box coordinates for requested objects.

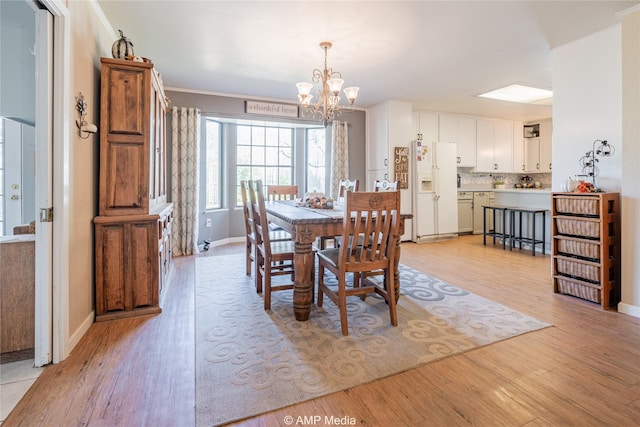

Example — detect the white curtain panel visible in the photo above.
[171,106,201,256]
[330,120,349,199]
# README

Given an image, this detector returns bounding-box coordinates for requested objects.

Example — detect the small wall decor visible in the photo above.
[394,146,409,189]
[112,29,134,60]
[577,139,615,191]
[75,92,97,139]
[524,124,540,138]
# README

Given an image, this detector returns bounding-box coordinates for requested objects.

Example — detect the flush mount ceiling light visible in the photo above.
[478,84,553,104]
[296,41,360,126]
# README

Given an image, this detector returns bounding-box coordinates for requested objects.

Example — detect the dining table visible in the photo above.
[264,200,412,321]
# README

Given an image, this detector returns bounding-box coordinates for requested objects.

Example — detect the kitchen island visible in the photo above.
[492,188,551,253]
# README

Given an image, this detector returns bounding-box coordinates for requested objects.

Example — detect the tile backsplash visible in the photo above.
[458,171,552,188]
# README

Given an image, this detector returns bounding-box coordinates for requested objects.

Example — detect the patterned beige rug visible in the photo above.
[195,254,551,426]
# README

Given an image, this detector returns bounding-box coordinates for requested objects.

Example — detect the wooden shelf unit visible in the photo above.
[94,58,172,321]
[551,192,620,308]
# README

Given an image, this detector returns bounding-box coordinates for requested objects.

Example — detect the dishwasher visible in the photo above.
[457,192,473,233]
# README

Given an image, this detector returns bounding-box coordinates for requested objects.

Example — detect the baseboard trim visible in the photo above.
[415,234,458,244]
[618,302,640,319]
[68,310,94,356]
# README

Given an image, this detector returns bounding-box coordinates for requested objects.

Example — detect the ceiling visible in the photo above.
[96,1,639,122]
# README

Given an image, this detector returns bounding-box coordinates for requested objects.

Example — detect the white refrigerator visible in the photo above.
[412,140,458,241]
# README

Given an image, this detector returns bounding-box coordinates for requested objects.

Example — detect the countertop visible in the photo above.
[458,187,551,194]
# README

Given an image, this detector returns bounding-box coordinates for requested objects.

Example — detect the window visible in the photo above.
[205,119,221,209]
[306,127,326,194]
[236,124,293,204]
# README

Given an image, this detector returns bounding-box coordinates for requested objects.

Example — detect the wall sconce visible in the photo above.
[75,92,98,139]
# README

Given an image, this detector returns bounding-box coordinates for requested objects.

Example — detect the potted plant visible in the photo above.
[494,180,506,189]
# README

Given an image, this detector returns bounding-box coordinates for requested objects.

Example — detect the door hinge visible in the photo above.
[40,207,54,222]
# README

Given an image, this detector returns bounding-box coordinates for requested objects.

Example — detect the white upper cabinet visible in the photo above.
[476,118,513,172]
[438,115,476,167]
[521,119,552,173]
[539,120,552,172]
[413,111,438,143]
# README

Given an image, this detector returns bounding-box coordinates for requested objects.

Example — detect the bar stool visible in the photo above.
[509,208,547,256]
[483,205,511,249]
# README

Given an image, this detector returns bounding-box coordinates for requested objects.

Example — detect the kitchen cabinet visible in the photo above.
[476,119,514,173]
[521,120,552,173]
[367,100,413,240]
[94,58,173,321]
[439,115,476,167]
[472,191,493,234]
[413,111,438,143]
[552,192,620,308]
[457,192,473,233]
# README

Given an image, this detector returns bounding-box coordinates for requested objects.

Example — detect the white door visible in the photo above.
[34,8,54,367]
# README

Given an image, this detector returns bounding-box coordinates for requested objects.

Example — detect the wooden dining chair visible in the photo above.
[316,190,401,336]
[320,179,360,250]
[337,179,359,203]
[373,179,398,191]
[240,180,290,277]
[267,184,298,201]
[249,180,312,310]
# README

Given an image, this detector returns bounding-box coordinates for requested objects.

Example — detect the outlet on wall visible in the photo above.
[206,218,212,227]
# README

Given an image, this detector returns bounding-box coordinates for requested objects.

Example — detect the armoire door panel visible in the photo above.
[105,142,147,211]
[107,68,146,135]
[99,224,126,313]
[129,222,157,309]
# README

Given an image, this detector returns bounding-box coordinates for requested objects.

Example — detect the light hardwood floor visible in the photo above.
[4,235,640,426]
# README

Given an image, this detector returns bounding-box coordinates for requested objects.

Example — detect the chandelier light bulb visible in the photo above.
[343,86,359,104]
[327,78,344,94]
[295,41,359,125]
[296,82,313,96]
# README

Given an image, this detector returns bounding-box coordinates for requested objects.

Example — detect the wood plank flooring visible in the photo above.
[4,235,640,426]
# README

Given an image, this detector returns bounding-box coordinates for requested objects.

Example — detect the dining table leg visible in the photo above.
[292,240,315,321]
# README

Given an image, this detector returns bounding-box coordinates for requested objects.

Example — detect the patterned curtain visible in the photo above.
[330,120,349,199]
[171,106,201,256]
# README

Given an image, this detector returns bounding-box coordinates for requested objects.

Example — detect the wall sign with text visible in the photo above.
[245,100,299,118]
[394,146,409,189]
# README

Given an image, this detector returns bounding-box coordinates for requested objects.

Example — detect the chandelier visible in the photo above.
[296,42,360,126]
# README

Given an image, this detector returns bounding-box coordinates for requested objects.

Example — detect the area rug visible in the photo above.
[195,254,551,426]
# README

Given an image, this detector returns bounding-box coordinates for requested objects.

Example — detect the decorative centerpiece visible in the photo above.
[299,192,333,209]
[112,29,134,60]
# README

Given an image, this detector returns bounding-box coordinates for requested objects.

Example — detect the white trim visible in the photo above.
[67,310,95,351]
[618,302,640,319]
[40,0,71,364]
[33,8,54,368]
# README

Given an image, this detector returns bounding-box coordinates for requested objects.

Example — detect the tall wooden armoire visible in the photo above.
[94,58,173,321]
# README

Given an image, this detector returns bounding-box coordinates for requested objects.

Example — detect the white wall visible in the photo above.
[620,10,640,317]
[551,25,622,192]
[552,22,640,316]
